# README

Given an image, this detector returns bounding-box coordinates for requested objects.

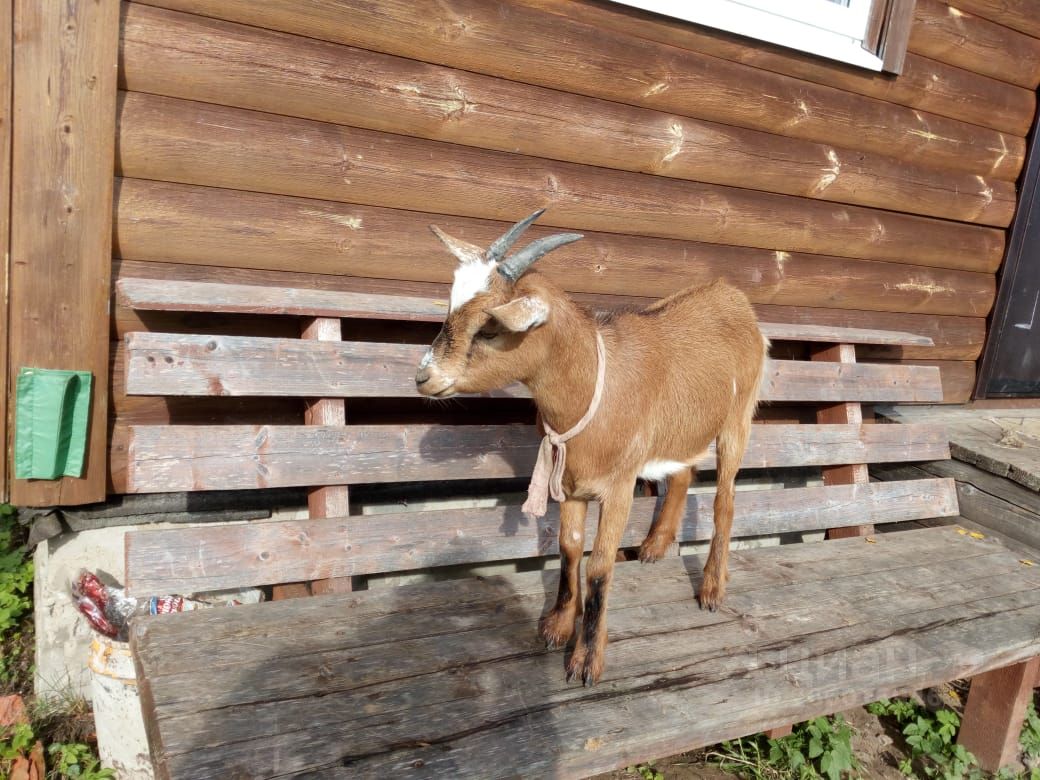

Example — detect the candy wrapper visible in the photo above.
[72,570,263,641]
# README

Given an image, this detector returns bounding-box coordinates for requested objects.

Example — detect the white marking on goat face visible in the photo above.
[732,377,737,397]
[419,349,433,369]
[449,261,495,312]
[638,460,690,481]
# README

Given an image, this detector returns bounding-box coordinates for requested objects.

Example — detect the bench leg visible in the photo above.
[764,724,793,739]
[957,656,1039,772]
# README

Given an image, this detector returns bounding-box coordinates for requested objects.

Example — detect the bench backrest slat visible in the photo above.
[125,422,951,493]
[124,332,943,403]
[123,477,958,595]
[115,279,935,346]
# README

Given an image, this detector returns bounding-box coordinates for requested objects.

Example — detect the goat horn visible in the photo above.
[429,225,486,265]
[485,208,545,263]
[497,232,584,282]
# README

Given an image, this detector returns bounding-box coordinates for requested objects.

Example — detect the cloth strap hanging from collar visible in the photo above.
[521,331,606,518]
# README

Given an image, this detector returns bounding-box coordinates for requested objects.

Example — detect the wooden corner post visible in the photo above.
[8,0,119,505]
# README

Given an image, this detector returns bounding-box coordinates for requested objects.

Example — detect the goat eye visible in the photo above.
[476,328,498,341]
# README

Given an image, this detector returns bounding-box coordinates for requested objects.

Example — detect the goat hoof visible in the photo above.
[697,577,726,612]
[638,538,671,563]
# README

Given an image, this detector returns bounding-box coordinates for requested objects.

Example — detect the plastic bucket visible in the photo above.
[88,636,153,779]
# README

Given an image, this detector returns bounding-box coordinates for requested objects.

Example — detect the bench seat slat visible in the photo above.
[124,477,958,595]
[116,279,933,346]
[125,423,951,493]
[124,332,943,402]
[130,528,1040,778]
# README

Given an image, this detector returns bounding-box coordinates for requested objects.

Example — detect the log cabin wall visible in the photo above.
[110,0,1038,494]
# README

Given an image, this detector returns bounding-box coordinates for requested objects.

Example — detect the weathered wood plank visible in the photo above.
[115,279,938,348]
[114,180,1003,300]
[116,278,447,322]
[130,528,1040,778]
[872,359,976,405]
[123,478,959,594]
[9,0,119,505]
[111,259,988,360]
[128,528,997,652]
[116,81,1016,229]
[873,461,1040,553]
[910,0,1040,89]
[126,0,1025,181]
[517,0,1035,136]
[138,536,1011,706]
[125,422,951,493]
[877,407,1040,491]
[123,333,942,402]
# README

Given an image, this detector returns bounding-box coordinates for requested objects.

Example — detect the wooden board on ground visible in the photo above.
[124,422,951,493]
[877,407,1040,492]
[124,478,959,595]
[131,527,1040,778]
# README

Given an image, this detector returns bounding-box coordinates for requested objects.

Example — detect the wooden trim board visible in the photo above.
[8,0,119,505]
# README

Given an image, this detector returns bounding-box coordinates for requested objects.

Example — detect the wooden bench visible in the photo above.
[116,278,1040,778]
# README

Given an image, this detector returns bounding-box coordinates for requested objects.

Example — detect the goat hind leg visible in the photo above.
[639,467,693,563]
[700,416,751,611]
[539,499,588,649]
[566,483,634,686]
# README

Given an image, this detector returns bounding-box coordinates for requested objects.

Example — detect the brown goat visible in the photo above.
[416,211,767,686]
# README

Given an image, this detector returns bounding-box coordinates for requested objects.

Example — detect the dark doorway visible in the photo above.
[976,108,1040,398]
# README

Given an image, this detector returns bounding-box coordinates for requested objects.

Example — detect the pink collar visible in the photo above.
[521,331,607,518]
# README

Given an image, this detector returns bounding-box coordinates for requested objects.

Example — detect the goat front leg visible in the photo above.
[539,498,588,649]
[566,482,635,687]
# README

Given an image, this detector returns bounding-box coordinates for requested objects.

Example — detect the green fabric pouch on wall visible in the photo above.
[14,368,93,480]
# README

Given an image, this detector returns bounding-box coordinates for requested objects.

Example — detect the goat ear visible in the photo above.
[487,296,549,332]
[430,225,485,265]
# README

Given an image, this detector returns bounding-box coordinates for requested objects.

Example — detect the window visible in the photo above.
[609,0,916,74]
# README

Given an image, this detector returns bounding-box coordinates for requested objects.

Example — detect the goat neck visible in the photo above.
[524,298,604,436]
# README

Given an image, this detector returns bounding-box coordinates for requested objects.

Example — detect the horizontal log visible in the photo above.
[122,332,943,403]
[124,477,959,594]
[112,257,988,361]
[910,0,1040,89]
[948,0,1040,39]
[116,279,934,348]
[116,94,1008,264]
[115,17,1017,225]
[114,180,1002,311]
[124,422,951,493]
[517,0,1035,136]
[126,1,1025,181]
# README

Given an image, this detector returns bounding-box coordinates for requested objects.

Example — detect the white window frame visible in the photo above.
[610,0,886,72]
